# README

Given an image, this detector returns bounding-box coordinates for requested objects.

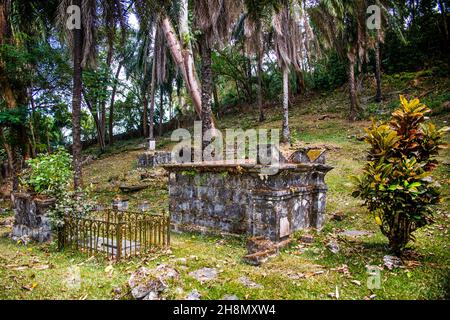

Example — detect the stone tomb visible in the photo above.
[163,148,333,242]
[11,193,55,242]
[137,151,172,168]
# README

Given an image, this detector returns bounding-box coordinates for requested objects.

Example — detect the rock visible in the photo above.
[128,265,179,300]
[300,234,314,243]
[338,230,373,238]
[128,267,166,299]
[238,276,263,289]
[383,255,403,270]
[222,294,239,300]
[189,268,218,282]
[326,241,340,254]
[186,289,201,300]
[154,264,180,282]
[143,291,161,300]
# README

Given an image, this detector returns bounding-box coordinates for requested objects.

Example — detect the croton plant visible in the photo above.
[352,96,448,255]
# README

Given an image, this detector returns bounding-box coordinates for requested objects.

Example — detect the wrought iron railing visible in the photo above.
[58,210,170,261]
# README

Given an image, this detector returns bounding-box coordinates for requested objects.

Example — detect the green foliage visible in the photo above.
[47,189,95,228]
[0,106,27,126]
[21,148,73,195]
[352,96,448,255]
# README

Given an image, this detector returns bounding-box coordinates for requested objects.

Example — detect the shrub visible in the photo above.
[352,96,448,255]
[21,148,73,196]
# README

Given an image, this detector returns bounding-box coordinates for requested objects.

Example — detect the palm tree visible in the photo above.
[57,0,97,188]
[194,0,243,149]
[272,0,303,144]
[309,0,378,120]
[242,0,280,122]
[58,0,127,186]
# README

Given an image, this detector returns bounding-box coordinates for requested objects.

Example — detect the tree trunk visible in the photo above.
[108,62,122,145]
[347,51,359,121]
[199,36,214,152]
[256,54,265,122]
[149,56,157,140]
[83,89,106,151]
[142,94,149,138]
[295,70,305,95]
[159,88,164,137]
[160,16,201,117]
[374,31,382,103]
[281,65,290,144]
[72,0,83,189]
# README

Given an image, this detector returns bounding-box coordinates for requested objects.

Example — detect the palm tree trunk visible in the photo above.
[72,0,83,189]
[199,36,214,151]
[142,94,149,138]
[282,65,290,144]
[347,51,359,121]
[159,88,164,137]
[375,30,382,103]
[108,62,122,145]
[149,57,156,140]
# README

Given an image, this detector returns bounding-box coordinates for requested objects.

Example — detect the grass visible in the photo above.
[0,71,449,300]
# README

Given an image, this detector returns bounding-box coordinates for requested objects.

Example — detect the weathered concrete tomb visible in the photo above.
[163,148,333,242]
[137,151,172,168]
[11,193,55,242]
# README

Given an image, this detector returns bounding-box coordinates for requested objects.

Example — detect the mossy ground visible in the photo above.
[0,71,448,300]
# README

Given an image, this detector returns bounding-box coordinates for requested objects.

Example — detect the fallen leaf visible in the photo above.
[350,280,361,286]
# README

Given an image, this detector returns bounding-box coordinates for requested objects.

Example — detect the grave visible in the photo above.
[137,151,172,168]
[163,147,333,242]
[11,193,55,242]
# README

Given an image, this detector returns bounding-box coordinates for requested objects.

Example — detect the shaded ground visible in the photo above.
[0,71,448,300]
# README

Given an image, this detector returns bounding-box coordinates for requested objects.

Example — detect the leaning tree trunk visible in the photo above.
[71,0,83,189]
[281,65,290,144]
[199,36,214,152]
[375,30,382,103]
[160,16,201,117]
[347,51,359,122]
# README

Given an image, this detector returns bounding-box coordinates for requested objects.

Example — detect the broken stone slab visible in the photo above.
[128,265,180,300]
[326,240,340,254]
[222,294,239,300]
[238,276,263,289]
[243,237,292,266]
[186,289,201,300]
[338,230,373,238]
[188,268,218,282]
[119,184,151,193]
[383,255,403,270]
[129,267,166,300]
